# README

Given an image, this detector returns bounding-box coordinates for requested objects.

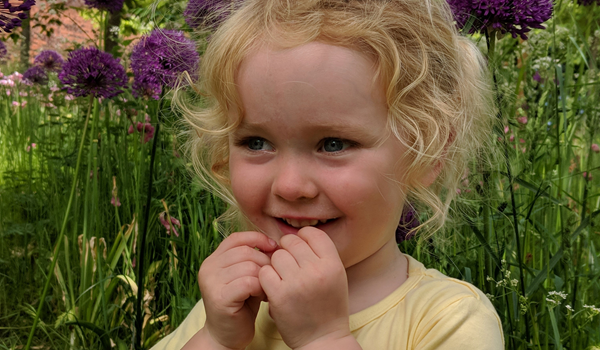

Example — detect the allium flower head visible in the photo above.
[447,0,553,39]
[23,65,48,85]
[34,50,64,72]
[396,205,419,243]
[0,40,7,60]
[1,0,35,33]
[131,29,199,99]
[83,0,123,13]
[184,0,236,29]
[59,47,127,99]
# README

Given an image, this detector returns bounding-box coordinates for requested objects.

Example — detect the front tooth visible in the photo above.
[285,218,301,227]
[284,218,318,228]
[318,219,328,224]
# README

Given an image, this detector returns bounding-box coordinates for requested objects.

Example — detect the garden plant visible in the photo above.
[1,0,600,349]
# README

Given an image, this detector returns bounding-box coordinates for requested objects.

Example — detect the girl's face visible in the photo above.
[229,41,408,269]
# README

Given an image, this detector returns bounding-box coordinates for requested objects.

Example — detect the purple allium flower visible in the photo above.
[183,0,236,29]
[0,40,7,60]
[396,205,419,243]
[23,65,48,85]
[1,0,35,33]
[532,71,542,83]
[34,50,64,73]
[83,0,123,13]
[59,47,127,99]
[447,0,553,40]
[131,29,200,99]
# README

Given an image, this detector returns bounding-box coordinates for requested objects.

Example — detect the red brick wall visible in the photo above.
[30,0,98,61]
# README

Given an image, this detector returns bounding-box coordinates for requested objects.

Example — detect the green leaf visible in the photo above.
[65,321,112,350]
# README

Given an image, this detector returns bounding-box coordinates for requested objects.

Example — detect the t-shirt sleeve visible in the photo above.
[413,295,504,350]
[150,299,207,350]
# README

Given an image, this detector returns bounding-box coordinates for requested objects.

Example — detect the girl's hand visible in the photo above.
[198,231,278,350]
[259,227,352,349]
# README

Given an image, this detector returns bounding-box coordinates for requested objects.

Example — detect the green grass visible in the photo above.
[2,1,600,349]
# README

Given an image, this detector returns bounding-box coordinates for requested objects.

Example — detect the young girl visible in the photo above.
[153,0,504,349]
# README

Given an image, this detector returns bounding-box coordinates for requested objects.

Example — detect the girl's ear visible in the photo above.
[419,130,453,188]
[419,160,443,188]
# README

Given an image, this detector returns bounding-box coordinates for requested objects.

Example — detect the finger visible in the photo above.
[297,226,340,260]
[258,265,282,299]
[222,276,264,304]
[221,261,262,284]
[219,245,272,268]
[215,231,278,256]
[270,248,300,281]
[279,233,319,267]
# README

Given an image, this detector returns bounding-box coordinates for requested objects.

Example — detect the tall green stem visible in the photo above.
[24,95,95,350]
[485,28,530,346]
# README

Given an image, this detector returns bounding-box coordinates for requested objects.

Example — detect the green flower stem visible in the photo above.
[133,92,164,349]
[24,95,95,350]
[485,28,530,346]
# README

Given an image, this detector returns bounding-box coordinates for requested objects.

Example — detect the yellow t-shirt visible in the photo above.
[152,254,504,349]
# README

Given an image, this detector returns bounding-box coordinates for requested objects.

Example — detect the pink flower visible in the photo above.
[12,101,19,107]
[6,90,10,96]
[521,147,526,153]
[137,122,155,144]
[517,116,528,124]
[31,143,36,149]
[65,94,75,101]
[519,138,525,144]
[9,72,23,81]
[50,86,60,92]
[111,195,121,207]
[19,91,27,97]
[145,114,151,123]
[128,124,135,134]
[0,79,15,87]
[21,101,27,107]
[504,125,509,134]
[116,109,121,116]
[583,172,593,181]
[592,144,599,153]
[159,211,181,237]
[509,134,515,142]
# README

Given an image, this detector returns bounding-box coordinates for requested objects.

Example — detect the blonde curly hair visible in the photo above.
[173,0,496,236]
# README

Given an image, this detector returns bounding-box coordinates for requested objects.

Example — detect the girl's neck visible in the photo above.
[345,238,408,315]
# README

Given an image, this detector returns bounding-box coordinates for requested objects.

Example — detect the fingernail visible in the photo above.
[268,238,277,247]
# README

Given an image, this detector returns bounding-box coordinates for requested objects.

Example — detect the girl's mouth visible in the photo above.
[277,217,338,229]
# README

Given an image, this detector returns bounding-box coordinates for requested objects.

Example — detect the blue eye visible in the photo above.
[246,137,273,151]
[322,138,349,153]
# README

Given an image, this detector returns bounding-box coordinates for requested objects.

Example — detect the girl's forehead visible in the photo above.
[234,41,386,114]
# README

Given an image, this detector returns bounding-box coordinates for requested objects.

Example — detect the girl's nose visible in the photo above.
[271,156,319,202]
